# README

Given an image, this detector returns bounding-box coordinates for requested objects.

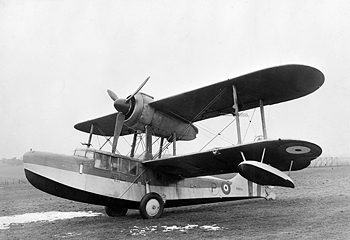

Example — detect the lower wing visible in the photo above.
[142,139,322,178]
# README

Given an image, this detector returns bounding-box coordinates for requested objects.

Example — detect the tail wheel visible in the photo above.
[139,192,164,219]
[105,206,128,217]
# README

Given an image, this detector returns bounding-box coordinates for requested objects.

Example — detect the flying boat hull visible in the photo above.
[23,150,271,211]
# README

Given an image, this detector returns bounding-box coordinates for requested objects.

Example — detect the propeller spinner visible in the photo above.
[107,76,150,153]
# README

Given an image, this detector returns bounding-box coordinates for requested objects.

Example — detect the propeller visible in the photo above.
[126,76,150,102]
[111,112,125,153]
[107,76,150,153]
[107,89,118,101]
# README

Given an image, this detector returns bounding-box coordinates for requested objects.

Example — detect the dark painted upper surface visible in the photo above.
[142,139,322,178]
[74,64,324,136]
[149,64,324,122]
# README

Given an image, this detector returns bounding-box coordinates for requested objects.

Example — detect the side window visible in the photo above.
[110,157,137,176]
[101,154,110,169]
[130,161,137,175]
[121,159,129,174]
[94,153,110,170]
[111,157,120,172]
[94,159,101,169]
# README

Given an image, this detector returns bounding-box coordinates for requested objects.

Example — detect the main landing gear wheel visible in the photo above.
[139,192,164,219]
[105,205,128,217]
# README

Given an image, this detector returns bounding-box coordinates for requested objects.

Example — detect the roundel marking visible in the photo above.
[286,146,311,154]
[221,182,231,195]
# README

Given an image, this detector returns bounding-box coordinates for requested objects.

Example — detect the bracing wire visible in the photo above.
[196,121,235,145]
[199,119,236,152]
[121,136,131,148]
[243,108,256,142]
[197,111,252,152]
[154,88,229,157]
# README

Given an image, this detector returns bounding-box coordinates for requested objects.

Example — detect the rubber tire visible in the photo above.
[105,206,128,217]
[139,193,164,219]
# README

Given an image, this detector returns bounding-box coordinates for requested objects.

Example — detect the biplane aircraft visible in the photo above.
[23,64,324,219]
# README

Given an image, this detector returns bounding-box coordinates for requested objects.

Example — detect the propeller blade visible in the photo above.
[107,89,118,101]
[111,113,125,154]
[126,76,150,102]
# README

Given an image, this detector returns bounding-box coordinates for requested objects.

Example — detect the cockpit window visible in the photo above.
[85,151,94,159]
[74,149,94,160]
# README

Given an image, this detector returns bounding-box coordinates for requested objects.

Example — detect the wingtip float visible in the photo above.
[237,161,295,188]
[24,64,324,219]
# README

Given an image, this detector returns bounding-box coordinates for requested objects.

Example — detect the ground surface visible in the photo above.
[1,166,349,239]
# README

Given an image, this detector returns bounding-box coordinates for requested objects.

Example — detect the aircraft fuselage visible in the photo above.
[23,149,269,211]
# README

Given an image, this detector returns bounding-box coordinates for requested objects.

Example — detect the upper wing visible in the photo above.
[149,65,324,122]
[74,113,135,136]
[142,139,322,178]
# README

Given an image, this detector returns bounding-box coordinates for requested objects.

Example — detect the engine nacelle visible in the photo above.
[124,93,198,141]
[237,161,295,188]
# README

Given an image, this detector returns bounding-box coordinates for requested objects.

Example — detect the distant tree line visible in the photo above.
[0,157,23,166]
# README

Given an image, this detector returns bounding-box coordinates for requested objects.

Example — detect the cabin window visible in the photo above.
[120,159,129,174]
[111,157,120,172]
[94,153,110,170]
[130,161,137,175]
[94,159,101,169]
[94,153,137,176]
[117,158,137,176]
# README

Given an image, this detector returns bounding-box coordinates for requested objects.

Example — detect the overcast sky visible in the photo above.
[1,0,349,159]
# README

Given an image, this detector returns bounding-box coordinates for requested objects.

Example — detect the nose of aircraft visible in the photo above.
[23,150,39,165]
[23,151,53,179]
[23,150,54,167]
[23,150,83,194]
[23,150,80,172]
[23,151,52,192]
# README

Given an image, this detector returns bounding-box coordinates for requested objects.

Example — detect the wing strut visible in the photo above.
[130,132,138,158]
[232,85,242,144]
[158,137,164,159]
[88,124,94,147]
[288,160,294,176]
[144,125,153,160]
[259,99,268,139]
[81,124,94,148]
[172,132,177,155]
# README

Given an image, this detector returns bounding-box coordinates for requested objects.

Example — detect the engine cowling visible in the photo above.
[124,93,198,141]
